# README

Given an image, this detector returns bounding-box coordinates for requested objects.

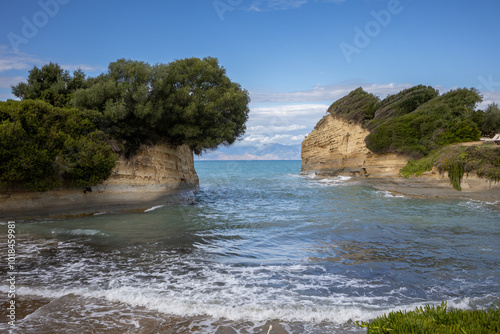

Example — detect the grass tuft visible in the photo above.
[356,302,500,333]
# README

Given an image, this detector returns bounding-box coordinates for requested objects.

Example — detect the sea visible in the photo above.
[1,160,499,333]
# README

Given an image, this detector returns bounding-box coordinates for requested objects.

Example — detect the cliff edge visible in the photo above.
[0,142,199,218]
[301,114,409,177]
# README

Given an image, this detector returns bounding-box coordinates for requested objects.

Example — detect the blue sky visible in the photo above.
[1,0,500,155]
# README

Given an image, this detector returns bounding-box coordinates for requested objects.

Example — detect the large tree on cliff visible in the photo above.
[72,57,250,155]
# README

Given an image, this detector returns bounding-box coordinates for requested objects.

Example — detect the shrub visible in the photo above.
[328,87,380,124]
[356,302,500,333]
[482,103,500,136]
[365,88,482,158]
[401,144,500,190]
[0,100,116,191]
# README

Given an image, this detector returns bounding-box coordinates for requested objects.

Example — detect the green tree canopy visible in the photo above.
[328,87,380,124]
[365,88,483,158]
[0,100,115,191]
[12,62,86,108]
[327,86,484,158]
[482,102,500,136]
[73,57,250,155]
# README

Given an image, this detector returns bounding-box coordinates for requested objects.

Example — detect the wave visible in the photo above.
[144,205,165,213]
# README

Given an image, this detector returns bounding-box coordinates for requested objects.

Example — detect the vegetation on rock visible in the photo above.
[356,302,500,333]
[0,100,115,191]
[329,86,484,158]
[401,144,500,190]
[328,86,500,188]
[327,87,380,124]
[72,57,250,156]
[2,58,250,191]
[12,62,86,108]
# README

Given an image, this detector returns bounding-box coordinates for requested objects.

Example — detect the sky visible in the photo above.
[1,0,500,156]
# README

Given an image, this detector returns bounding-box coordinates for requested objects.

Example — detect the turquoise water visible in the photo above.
[1,160,499,333]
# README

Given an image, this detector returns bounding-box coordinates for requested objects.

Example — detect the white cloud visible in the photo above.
[479,90,500,109]
[241,82,500,149]
[249,0,307,11]
[245,103,330,142]
[247,0,345,11]
[0,45,103,74]
[248,124,307,132]
[0,47,43,72]
[238,133,308,146]
[249,82,413,103]
[198,152,281,160]
[60,64,105,73]
[0,76,24,89]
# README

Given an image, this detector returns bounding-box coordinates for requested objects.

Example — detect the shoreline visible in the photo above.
[353,176,500,204]
[0,186,198,220]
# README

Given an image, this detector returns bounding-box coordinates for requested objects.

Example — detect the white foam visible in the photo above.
[144,205,165,212]
[51,228,104,236]
[378,190,405,198]
[458,199,500,209]
[12,259,414,325]
[93,212,108,216]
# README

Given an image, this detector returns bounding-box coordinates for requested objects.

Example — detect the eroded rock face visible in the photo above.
[1,143,199,218]
[301,115,409,177]
[103,143,198,189]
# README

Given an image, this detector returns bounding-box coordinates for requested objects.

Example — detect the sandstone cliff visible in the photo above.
[301,114,409,177]
[301,114,500,198]
[1,142,199,218]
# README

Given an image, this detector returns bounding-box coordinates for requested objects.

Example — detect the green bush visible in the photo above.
[401,144,500,190]
[356,302,500,333]
[482,103,500,136]
[0,100,116,191]
[328,87,380,124]
[11,62,86,108]
[365,88,482,158]
[370,85,439,125]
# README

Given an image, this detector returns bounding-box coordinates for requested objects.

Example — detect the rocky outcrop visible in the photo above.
[301,114,409,177]
[0,142,199,218]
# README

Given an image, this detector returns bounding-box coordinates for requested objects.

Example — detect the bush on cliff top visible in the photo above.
[0,100,116,191]
[329,86,483,159]
[328,87,380,125]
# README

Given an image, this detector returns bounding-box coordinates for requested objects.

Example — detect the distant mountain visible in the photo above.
[196,144,301,160]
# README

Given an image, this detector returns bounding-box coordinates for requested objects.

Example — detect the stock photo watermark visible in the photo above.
[213,0,243,21]
[7,0,71,52]
[6,221,17,327]
[477,74,500,92]
[340,0,406,64]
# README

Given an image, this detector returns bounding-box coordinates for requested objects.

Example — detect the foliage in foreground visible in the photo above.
[356,302,500,334]
[0,100,116,191]
[401,144,500,190]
